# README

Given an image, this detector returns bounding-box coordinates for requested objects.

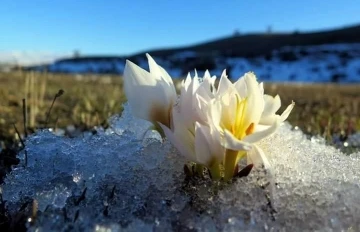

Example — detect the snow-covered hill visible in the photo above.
[32,43,360,82]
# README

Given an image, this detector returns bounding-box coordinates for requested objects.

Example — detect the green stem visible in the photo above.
[224,150,246,181]
[224,149,238,181]
[152,122,166,139]
[208,161,221,180]
[194,163,205,177]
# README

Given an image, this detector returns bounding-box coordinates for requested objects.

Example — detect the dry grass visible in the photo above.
[265,82,360,140]
[0,71,125,147]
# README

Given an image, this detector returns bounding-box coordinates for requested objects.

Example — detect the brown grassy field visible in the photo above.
[0,71,124,147]
[0,71,359,151]
[265,82,360,139]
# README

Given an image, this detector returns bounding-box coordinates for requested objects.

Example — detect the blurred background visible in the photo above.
[1,0,360,82]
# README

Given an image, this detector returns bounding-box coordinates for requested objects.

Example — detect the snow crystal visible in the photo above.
[107,103,162,142]
[1,104,360,231]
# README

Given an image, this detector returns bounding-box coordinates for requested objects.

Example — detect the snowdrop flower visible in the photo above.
[209,72,294,180]
[123,54,177,133]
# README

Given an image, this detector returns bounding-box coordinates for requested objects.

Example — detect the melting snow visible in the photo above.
[1,104,360,231]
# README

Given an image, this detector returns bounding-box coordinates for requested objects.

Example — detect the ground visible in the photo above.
[1,71,359,150]
[0,71,359,231]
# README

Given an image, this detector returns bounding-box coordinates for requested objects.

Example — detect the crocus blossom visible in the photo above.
[208,72,295,180]
[123,54,294,181]
[159,71,224,176]
[123,54,177,131]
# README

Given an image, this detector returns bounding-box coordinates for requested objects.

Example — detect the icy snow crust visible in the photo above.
[2,104,360,231]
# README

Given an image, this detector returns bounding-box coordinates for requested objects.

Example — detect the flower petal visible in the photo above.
[159,121,195,162]
[243,72,265,127]
[217,70,232,96]
[195,123,215,165]
[124,58,175,126]
[124,59,156,86]
[195,93,211,123]
[262,94,281,117]
[223,129,252,151]
[203,70,211,79]
[205,73,217,95]
[209,100,223,129]
[124,60,164,121]
[234,74,247,98]
[247,145,270,168]
[179,75,201,127]
[258,115,278,125]
[258,82,264,95]
[243,117,280,143]
[146,53,173,85]
[182,73,192,91]
[146,54,177,98]
[197,74,215,99]
[280,101,295,122]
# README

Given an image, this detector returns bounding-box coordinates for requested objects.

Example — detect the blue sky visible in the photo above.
[0,0,359,63]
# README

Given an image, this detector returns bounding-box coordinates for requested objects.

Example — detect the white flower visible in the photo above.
[178,70,216,127]
[208,71,295,180]
[123,54,295,181]
[159,71,224,177]
[123,53,177,129]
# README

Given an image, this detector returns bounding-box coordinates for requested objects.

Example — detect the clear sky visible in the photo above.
[0,0,359,64]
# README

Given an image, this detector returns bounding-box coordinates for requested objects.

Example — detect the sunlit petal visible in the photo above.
[243,117,280,143]
[146,53,173,85]
[124,60,156,85]
[262,94,281,116]
[280,101,295,122]
[159,121,195,162]
[124,56,176,127]
[223,129,252,151]
[194,123,218,165]
[217,70,233,96]
[234,73,248,98]
[243,72,264,127]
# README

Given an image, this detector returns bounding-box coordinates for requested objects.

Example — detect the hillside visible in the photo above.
[130,24,360,58]
[27,24,360,82]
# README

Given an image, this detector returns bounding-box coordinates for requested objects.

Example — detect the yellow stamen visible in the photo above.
[245,123,254,135]
[221,94,256,181]
[233,95,248,139]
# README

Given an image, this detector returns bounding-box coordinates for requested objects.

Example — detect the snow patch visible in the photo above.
[1,104,360,231]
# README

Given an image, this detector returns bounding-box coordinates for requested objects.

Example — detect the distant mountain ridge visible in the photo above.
[130,24,360,58]
[27,24,360,82]
[54,24,360,63]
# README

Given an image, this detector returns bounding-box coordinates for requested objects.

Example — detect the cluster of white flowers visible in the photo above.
[124,54,294,181]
